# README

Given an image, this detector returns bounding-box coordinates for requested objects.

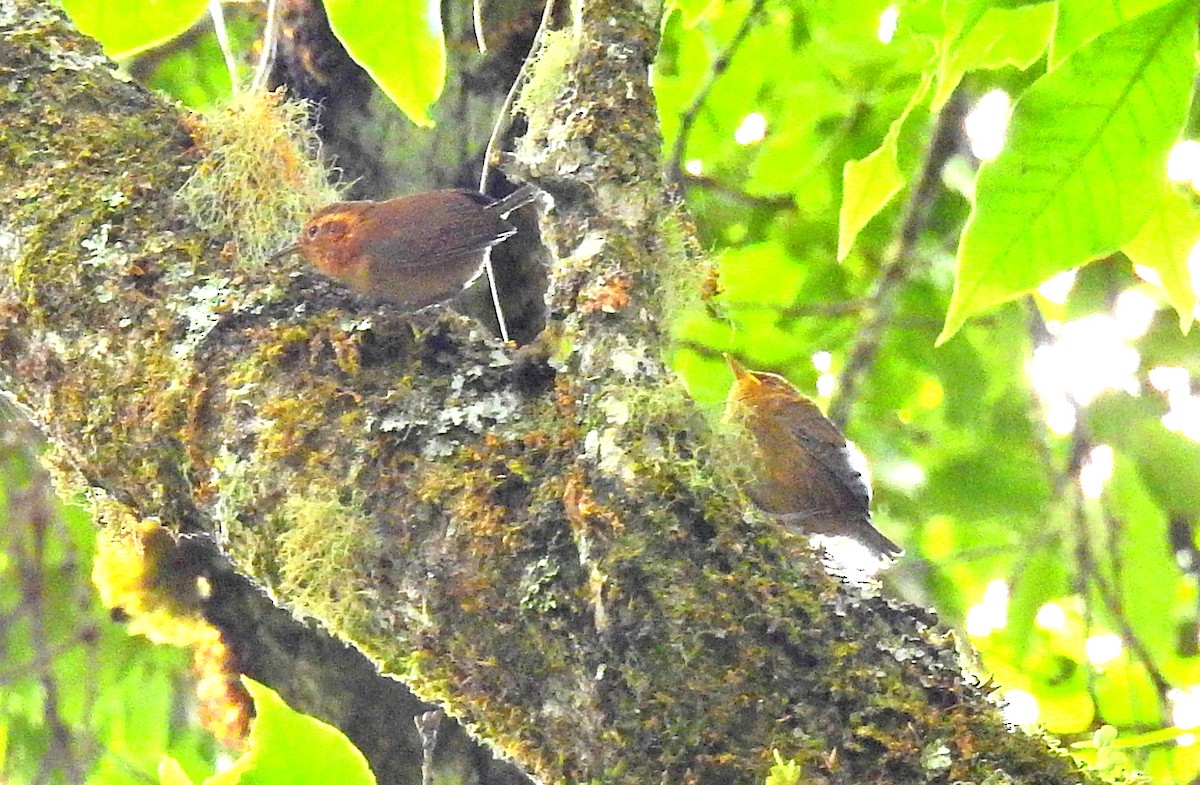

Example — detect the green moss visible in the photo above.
[275,486,378,628]
[515,29,582,151]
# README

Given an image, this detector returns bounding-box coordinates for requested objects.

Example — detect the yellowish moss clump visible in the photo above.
[174,89,342,267]
[91,505,210,646]
[656,206,710,325]
[275,487,378,630]
[91,503,252,747]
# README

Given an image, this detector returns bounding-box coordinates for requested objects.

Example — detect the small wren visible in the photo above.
[724,355,902,559]
[273,185,539,311]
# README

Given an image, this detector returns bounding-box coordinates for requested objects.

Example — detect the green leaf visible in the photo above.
[324,0,446,127]
[1006,546,1067,662]
[145,19,260,109]
[837,71,933,261]
[1121,184,1199,332]
[666,0,722,28]
[61,0,207,59]
[159,757,196,785]
[204,679,375,785]
[717,243,807,305]
[1108,456,1176,662]
[931,0,1054,111]
[1051,0,1175,67]
[938,0,1196,344]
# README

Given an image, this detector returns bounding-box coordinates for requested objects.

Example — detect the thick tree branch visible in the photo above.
[0,2,1101,784]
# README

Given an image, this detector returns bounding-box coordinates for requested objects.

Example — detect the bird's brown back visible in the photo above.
[725,357,901,558]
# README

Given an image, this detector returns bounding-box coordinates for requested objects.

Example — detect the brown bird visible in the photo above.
[724,355,902,559]
[273,185,538,311]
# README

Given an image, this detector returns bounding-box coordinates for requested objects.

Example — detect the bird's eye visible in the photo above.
[306,224,320,239]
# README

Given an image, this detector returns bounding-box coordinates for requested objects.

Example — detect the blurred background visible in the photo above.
[5,0,1200,782]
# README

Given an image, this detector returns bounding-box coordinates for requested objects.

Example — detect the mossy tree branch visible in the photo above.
[0,1,1100,783]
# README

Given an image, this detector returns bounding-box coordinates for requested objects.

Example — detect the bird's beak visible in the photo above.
[723,353,748,377]
[268,242,301,261]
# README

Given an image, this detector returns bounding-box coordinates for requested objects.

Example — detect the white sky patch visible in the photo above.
[877,5,899,44]
[966,579,1009,637]
[1085,633,1123,665]
[684,158,703,176]
[1028,315,1141,435]
[1168,140,1200,191]
[1133,264,1163,288]
[1113,289,1158,339]
[816,373,836,398]
[1171,687,1200,744]
[1150,365,1190,393]
[1148,366,1200,443]
[1079,444,1114,499]
[1037,270,1076,305]
[1162,393,1200,442]
[964,89,1011,161]
[884,461,925,492]
[1002,690,1040,726]
[1035,602,1066,631]
[734,112,767,145]
[812,350,833,373]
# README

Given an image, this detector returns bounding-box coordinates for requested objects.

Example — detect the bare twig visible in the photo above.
[682,174,795,211]
[1096,511,1171,716]
[478,0,558,343]
[1065,427,1171,726]
[665,0,768,185]
[250,0,282,93]
[828,89,965,429]
[208,0,241,94]
[414,709,444,785]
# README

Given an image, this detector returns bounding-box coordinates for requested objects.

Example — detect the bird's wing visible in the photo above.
[787,401,873,513]
[365,191,516,270]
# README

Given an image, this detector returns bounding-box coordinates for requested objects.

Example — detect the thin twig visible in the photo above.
[15,482,86,784]
[666,0,768,185]
[474,0,489,54]
[682,174,795,210]
[250,0,282,93]
[1095,510,1172,716]
[414,709,444,785]
[477,0,558,343]
[1072,474,1172,718]
[1071,482,1107,726]
[827,88,965,430]
[209,0,241,95]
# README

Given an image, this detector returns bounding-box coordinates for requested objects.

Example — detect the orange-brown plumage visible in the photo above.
[276,186,537,310]
[724,355,902,559]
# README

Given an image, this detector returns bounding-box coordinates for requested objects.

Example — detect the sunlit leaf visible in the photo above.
[207,679,375,785]
[837,72,933,261]
[1107,458,1176,662]
[61,0,207,59]
[939,0,1196,344]
[324,0,445,127]
[931,0,1054,111]
[1006,547,1067,662]
[160,756,196,785]
[1051,0,1175,66]
[1121,184,1200,332]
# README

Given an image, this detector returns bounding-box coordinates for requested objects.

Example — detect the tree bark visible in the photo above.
[0,1,1099,783]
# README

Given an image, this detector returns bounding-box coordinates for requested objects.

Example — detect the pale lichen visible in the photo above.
[174,90,341,267]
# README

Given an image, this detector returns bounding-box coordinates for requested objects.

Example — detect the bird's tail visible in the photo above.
[487,184,541,217]
[856,524,903,559]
